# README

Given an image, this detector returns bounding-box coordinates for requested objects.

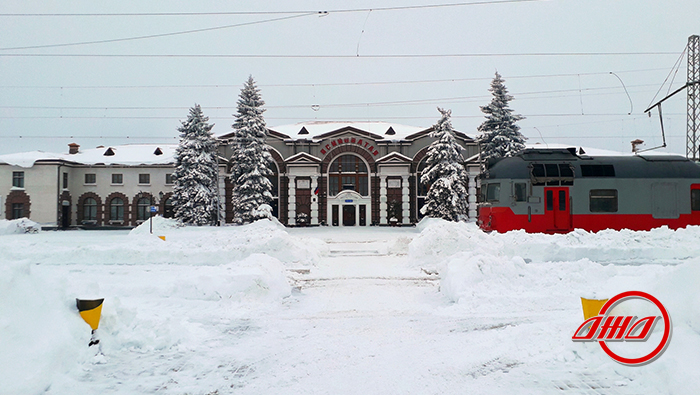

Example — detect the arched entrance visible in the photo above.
[326,154,371,226]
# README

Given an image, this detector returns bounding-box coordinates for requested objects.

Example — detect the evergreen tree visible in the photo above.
[476,72,526,160]
[173,104,220,226]
[230,75,273,224]
[420,108,469,221]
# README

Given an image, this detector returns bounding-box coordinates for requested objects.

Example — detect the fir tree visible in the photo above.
[476,72,526,160]
[173,104,220,226]
[230,75,273,224]
[420,108,469,221]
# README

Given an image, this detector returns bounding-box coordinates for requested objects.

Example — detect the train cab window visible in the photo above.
[545,164,559,186]
[546,190,553,211]
[559,164,574,186]
[486,183,501,202]
[531,164,546,186]
[692,189,700,211]
[514,183,527,202]
[590,189,618,212]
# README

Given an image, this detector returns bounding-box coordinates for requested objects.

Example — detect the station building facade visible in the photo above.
[0,121,480,229]
[218,121,481,226]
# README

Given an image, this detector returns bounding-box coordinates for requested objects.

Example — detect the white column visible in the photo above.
[287,175,296,225]
[401,175,410,224]
[379,175,388,225]
[355,204,360,226]
[468,173,478,222]
[310,175,319,225]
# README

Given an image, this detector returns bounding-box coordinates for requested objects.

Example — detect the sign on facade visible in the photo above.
[387,179,402,188]
[297,179,311,189]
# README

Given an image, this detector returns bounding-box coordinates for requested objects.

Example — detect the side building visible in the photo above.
[0,144,177,229]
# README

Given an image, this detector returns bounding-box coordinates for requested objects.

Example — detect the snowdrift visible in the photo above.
[410,218,700,394]
[0,218,40,235]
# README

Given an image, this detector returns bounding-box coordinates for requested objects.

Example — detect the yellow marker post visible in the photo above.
[580,297,609,320]
[158,236,166,241]
[76,298,104,346]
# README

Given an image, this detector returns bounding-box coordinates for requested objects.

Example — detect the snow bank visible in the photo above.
[411,218,700,393]
[128,215,183,235]
[0,218,41,235]
[0,262,91,395]
[0,218,323,267]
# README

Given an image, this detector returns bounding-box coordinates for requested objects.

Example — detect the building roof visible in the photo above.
[0,144,177,168]
[267,121,427,141]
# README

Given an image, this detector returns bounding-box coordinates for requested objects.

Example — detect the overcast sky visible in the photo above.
[0,0,698,155]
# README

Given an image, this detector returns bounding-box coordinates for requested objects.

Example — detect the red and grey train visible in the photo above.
[477,148,700,233]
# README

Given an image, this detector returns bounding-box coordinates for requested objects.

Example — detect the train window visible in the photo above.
[581,164,615,177]
[590,189,618,212]
[531,164,546,186]
[514,183,527,202]
[559,190,566,211]
[486,183,500,202]
[559,164,574,186]
[546,190,554,211]
[545,164,559,185]
[692,189,700,211]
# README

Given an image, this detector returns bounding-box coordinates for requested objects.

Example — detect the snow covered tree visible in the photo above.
[476,72,526,160]
[229,75,273,225]
[173,104,220,226]
[420,108,469,221]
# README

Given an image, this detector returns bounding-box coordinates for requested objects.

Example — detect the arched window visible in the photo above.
[110,198,124,221]
[328,155,369,196]
[136,197,151,221]
[83,198,97,221]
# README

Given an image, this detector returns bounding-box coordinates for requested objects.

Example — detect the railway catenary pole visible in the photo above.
[687,35,700,161]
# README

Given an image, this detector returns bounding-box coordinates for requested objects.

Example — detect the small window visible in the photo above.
[139,174,150,185]
[590,189,618,212]
[165,173,174,185]
[12,203,24,219]
[112,174,123,184]
[546,190,554,211]
[692,189,700,211]
[62,172,68,189]
[514,183,527,202]
[486,183,501,202]
[12,171,24,188]
[559,190,567,211]
[85,174,96,184]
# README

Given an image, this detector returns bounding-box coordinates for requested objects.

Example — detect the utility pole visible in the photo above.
[688,35,700,160]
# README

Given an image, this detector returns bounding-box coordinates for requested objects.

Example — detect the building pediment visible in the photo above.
[404,127,475,143]
[376,152,412,164]
[285,152,321,164]
[314,126,384,142]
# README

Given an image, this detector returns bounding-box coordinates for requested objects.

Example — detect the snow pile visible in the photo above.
[0,218,41,235]
[128,215,183,235]
[0,262,91,395]
[410,218,700,394]
[1,218,323,267]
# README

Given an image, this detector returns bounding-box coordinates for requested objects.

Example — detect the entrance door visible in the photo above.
[61,205,71,229]
[544,187,571,232]
[342,205,356,226]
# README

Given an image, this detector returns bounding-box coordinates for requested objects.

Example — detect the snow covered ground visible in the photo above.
[1,219,698,394]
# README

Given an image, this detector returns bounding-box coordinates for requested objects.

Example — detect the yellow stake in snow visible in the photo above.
[580,297,609,320]
[76,298,103,331]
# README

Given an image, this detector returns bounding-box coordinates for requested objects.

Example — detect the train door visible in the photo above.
[545,187,571,232]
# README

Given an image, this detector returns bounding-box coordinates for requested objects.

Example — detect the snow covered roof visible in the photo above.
[267,121,427,141]
[0,144,177,168]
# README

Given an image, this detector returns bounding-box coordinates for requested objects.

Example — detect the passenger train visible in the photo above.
[477,148,700,233]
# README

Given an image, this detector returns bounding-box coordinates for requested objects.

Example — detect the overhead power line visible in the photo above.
[0,1,545,17]
[0,13,316,51]
[0,67,679,89]
[0,51,680,59]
